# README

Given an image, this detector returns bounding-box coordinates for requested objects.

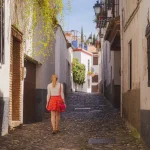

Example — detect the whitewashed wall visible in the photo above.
[73,50,93,93]
[0,0,11,136]
[55,27,68,84]
[35,26,69,89]
[0,0,11,98]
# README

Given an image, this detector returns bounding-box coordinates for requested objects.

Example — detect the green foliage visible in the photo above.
[14,0,71,58]
[72,58,86,85]
[87,71,93,75]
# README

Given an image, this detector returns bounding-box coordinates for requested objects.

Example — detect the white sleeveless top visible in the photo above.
[47,82,64,103]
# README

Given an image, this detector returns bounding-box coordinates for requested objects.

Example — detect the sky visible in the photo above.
[62,0,97,40]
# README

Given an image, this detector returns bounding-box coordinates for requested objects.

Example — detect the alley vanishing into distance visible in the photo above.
[0,93,146,150]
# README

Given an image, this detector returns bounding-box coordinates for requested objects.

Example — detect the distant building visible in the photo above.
[88,45,100,93]
[72,48,93,93]
[65,31,88,50]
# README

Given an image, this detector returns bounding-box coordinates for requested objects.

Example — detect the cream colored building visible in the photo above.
[120,0,150,148]
[88,45,100,93]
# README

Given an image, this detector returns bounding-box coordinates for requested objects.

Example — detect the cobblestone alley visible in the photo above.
[0,93,146,150]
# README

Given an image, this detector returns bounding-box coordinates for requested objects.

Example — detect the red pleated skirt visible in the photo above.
[47,96,64,112]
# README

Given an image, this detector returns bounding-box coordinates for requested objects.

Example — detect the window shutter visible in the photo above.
[93,57,98,65]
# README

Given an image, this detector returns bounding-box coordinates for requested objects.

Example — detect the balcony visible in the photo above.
[93,0,120,30]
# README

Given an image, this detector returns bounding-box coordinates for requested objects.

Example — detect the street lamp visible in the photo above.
[93,0,106,15]
[93,0,101,16]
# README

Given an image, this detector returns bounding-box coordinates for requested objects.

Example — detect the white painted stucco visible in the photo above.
[0,0,11,98]
[100,35,121,94]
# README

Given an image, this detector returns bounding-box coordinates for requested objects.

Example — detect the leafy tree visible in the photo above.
[72,58,85,85]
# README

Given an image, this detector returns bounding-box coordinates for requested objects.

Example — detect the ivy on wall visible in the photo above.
[14,0,71,58]
[72,58,86,85]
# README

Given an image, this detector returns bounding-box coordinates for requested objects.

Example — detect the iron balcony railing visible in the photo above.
[95,0,120,29]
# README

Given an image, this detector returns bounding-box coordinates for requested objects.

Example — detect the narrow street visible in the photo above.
[0,93,146,150]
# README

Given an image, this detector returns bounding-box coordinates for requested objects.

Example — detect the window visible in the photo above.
[146,22,150,87]
[92,75,98,83]
[128,40,132,90]
[147,36,150,86]
[112,0,119,17]
[0,0,4,64]
[93,56,98,65]
[111,66,112,93]
[109,46,111,62]
[88,60,90,71]
[105,42,107,67]
[115,0,119,17]
[88,79,90,88]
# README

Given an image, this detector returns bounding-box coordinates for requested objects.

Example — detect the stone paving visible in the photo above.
[0,92,147,150]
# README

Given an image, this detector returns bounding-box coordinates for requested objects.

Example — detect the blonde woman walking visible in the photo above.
[46,74,66,134]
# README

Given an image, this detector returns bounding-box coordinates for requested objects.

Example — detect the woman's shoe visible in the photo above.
[52,130,56,134]
[56,129,60,133]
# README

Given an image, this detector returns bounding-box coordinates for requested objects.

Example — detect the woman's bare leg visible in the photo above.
[56,111,60,130]
[51,111,56,131]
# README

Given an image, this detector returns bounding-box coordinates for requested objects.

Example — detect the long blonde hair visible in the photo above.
[51,74,58,87]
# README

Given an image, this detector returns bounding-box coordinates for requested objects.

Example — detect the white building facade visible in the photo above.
[72,48,93,93]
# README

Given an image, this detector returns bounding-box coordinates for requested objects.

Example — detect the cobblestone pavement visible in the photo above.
[0,92,147,150]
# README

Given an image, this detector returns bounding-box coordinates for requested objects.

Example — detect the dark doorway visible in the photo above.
[23,60,36,124]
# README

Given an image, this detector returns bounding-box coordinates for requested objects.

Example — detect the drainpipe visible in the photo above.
[120,8,124,117]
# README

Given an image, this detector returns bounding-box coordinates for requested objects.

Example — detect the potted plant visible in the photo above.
[87,71,94,76]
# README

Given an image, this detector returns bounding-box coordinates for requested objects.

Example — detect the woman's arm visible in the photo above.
[61,84,65,103]
[47,84,51,105]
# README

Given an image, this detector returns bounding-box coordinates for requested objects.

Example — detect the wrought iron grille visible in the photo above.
[0,0,4,64]
[112,0,119,17]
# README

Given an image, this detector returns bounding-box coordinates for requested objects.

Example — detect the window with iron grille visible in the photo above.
[0,0,4,64]
[112,0,119,18]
